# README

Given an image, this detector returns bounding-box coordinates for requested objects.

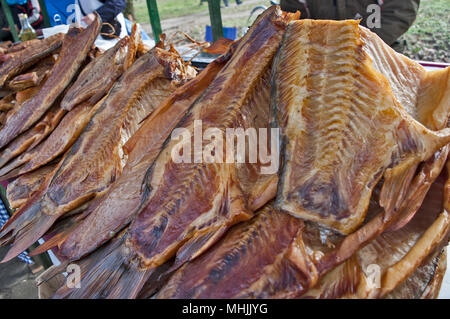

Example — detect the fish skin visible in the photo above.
[0,17,101,149]
[15,101,101,178]
[0,33,63,87]
[0,47,190,263]
[0,104,66,169]
[157,206,316,299]
[57,52,227,262]
[273,19,450,235]
[7,163,58,210]
[50,6,299,299]
[60,35,131,111]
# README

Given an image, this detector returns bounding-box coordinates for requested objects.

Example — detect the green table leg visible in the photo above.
[1,0,19,42]
[38,0,51,28]
[146,0,162,42]
[207,0,223,42]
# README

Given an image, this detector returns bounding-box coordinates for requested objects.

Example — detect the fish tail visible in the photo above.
[54,235,152,299]
[28,230,70,257]
[388,146,449,232]
[29,209,88,257]
[171,227,228,272]
[0,195,58,263]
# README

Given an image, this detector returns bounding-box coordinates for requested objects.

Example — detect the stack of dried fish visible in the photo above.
[0,6,449,299]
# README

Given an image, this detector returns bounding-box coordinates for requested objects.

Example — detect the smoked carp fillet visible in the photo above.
[49,6,299,299]
[272,19,450,235]
[0,47,195,263]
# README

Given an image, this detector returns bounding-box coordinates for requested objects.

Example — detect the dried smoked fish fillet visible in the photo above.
[51,6,299,299]
[157,207,316,299]
[0,47,191,263]
[0,18,101,149]
[55,49,228,262]
[273,19,450,234]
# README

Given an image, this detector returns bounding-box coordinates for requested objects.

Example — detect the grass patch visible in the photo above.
[403,0,450,62]
[134,0,209,23]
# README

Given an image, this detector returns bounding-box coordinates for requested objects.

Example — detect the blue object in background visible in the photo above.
[44,0,75,26]
[6,0,28,5]
[124,18,151,40]
[205,25,237,42]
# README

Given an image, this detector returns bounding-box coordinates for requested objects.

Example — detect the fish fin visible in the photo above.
[29,230,70,257]
[379,158,418,221]
[170,226,229,272]
[54,235,151,299]
[0,196,58,263]
[388,146,449,232]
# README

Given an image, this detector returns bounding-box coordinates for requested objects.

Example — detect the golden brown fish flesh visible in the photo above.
[7,163,58,210]
[49,6,299,299]
[273,19,450,235]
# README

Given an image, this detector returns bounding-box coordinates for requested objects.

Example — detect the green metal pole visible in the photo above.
[1,0,19,42]
[207,0,223,42]
[38,0,51,28]
[146,0,162,42]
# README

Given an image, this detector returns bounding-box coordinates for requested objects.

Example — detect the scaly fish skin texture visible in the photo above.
[273,19,450,235]
[0,17,101,149]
